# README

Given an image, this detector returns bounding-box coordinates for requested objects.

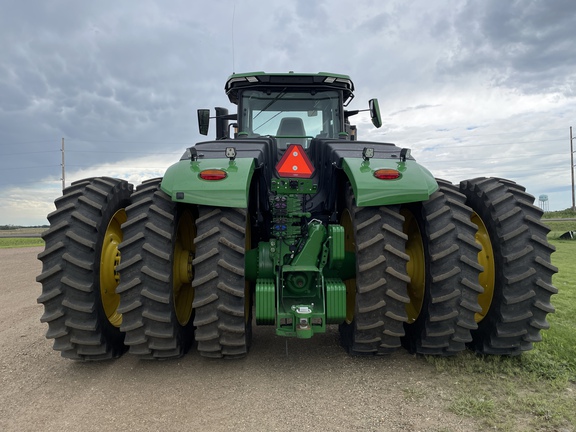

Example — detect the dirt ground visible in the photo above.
[0,247,482,432]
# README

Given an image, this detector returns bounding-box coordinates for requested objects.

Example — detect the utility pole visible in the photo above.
[571,127,575,212]
[61,137,65,191]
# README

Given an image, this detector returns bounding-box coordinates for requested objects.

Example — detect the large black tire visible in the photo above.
[401,179,483,355]
[36,177,133,360]
[116,178,196,359]
[192,206,251,358]
[460,177,558,355]
[339,188,410,355]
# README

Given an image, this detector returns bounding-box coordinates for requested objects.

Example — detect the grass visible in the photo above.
[542,209,576,219]
[425,238,576,431]
[545,220,576,240]
[0,227,45,248]
[0,227,45,235]
[0,237,44,248]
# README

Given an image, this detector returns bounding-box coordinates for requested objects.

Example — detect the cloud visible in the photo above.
[0,185,59,227]
[437,0,576,96]
[4,151,180,226]
[0,0,575,225]
[390,104,442,116]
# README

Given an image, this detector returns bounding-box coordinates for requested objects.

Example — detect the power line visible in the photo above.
[401,138,566,148]
[66,150,182,155]
[1,129,567,155]
[0,150,59,156]
[0,139,56,145]
[1,138,567,157]
[421,127,567,137]
[381,125,567,137]
[66,165,168,169]
[2,165,61,170]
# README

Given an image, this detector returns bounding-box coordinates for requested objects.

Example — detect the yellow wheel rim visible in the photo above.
[341,209,356,324]
[402,209,425,324]
[100,209,126,328]
[173,210,195,326]
[471,212,495,322]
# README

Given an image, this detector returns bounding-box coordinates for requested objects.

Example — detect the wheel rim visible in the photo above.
[100,209,126,328]
[340,209,356,324]
[173,210,195,326]
[402,209,425,324]
[471,212,495,322]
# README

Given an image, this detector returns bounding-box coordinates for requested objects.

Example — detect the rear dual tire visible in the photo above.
[339,187,410,355]
[192,207,252,358]
[460,177,558,355]
[401,179,483,355]
[36,177,133,360]
[116,178,196,359]
[117,179,251,359]
[339,180,485,356]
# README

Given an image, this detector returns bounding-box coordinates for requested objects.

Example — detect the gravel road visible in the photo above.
[0,247,481,432]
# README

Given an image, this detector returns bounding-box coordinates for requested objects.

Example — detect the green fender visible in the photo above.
[342,158,438,206]
[160,158,255,208]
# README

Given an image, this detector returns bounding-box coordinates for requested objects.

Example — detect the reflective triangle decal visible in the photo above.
[276,144,315,178]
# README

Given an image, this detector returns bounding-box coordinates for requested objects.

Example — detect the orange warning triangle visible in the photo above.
[276,144,315,178]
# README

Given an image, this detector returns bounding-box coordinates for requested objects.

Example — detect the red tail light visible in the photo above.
[199,169,227,181]
[373,169,401,180]
[276,144,314,178]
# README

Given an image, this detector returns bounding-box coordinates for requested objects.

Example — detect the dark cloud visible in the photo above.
[357,12,395,35]
[437,0,576,95]
[0,0,237,193]
[295,0,328,23]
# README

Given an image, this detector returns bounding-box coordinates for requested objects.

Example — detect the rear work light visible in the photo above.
[199,169,227,181]
[373,169,401,180]
[276,144,315,178]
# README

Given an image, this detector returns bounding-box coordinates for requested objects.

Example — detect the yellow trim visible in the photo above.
[100,209,126,328]
[471,212,495,322]
[173,210,195,326]
[402,209,425,324]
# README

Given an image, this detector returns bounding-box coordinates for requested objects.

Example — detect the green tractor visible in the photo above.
[37,72,558,360]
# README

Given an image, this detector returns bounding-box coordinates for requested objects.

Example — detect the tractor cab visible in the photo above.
[198,72,382,143]
[237,89,342,148]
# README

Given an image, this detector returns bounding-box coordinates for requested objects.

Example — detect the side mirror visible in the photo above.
[369,99,382,128]
[197,109,210,135]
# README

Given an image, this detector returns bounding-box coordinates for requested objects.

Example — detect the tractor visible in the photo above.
[37,72,558,360]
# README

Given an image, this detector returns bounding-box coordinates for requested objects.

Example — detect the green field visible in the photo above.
[426,238,576,431]
[543,209,576,220]
[0,227,45,248]
[545,220,576,240]
[0,237,44,248]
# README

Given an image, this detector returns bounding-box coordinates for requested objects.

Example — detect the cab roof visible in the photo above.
[225,71,355,104]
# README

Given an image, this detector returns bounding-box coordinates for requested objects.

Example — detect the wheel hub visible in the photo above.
[100,209,127,328]
[402,209,425,324]
[172,211,195,326]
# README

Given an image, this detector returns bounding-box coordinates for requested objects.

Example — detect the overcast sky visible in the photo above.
[1,0,575,225]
